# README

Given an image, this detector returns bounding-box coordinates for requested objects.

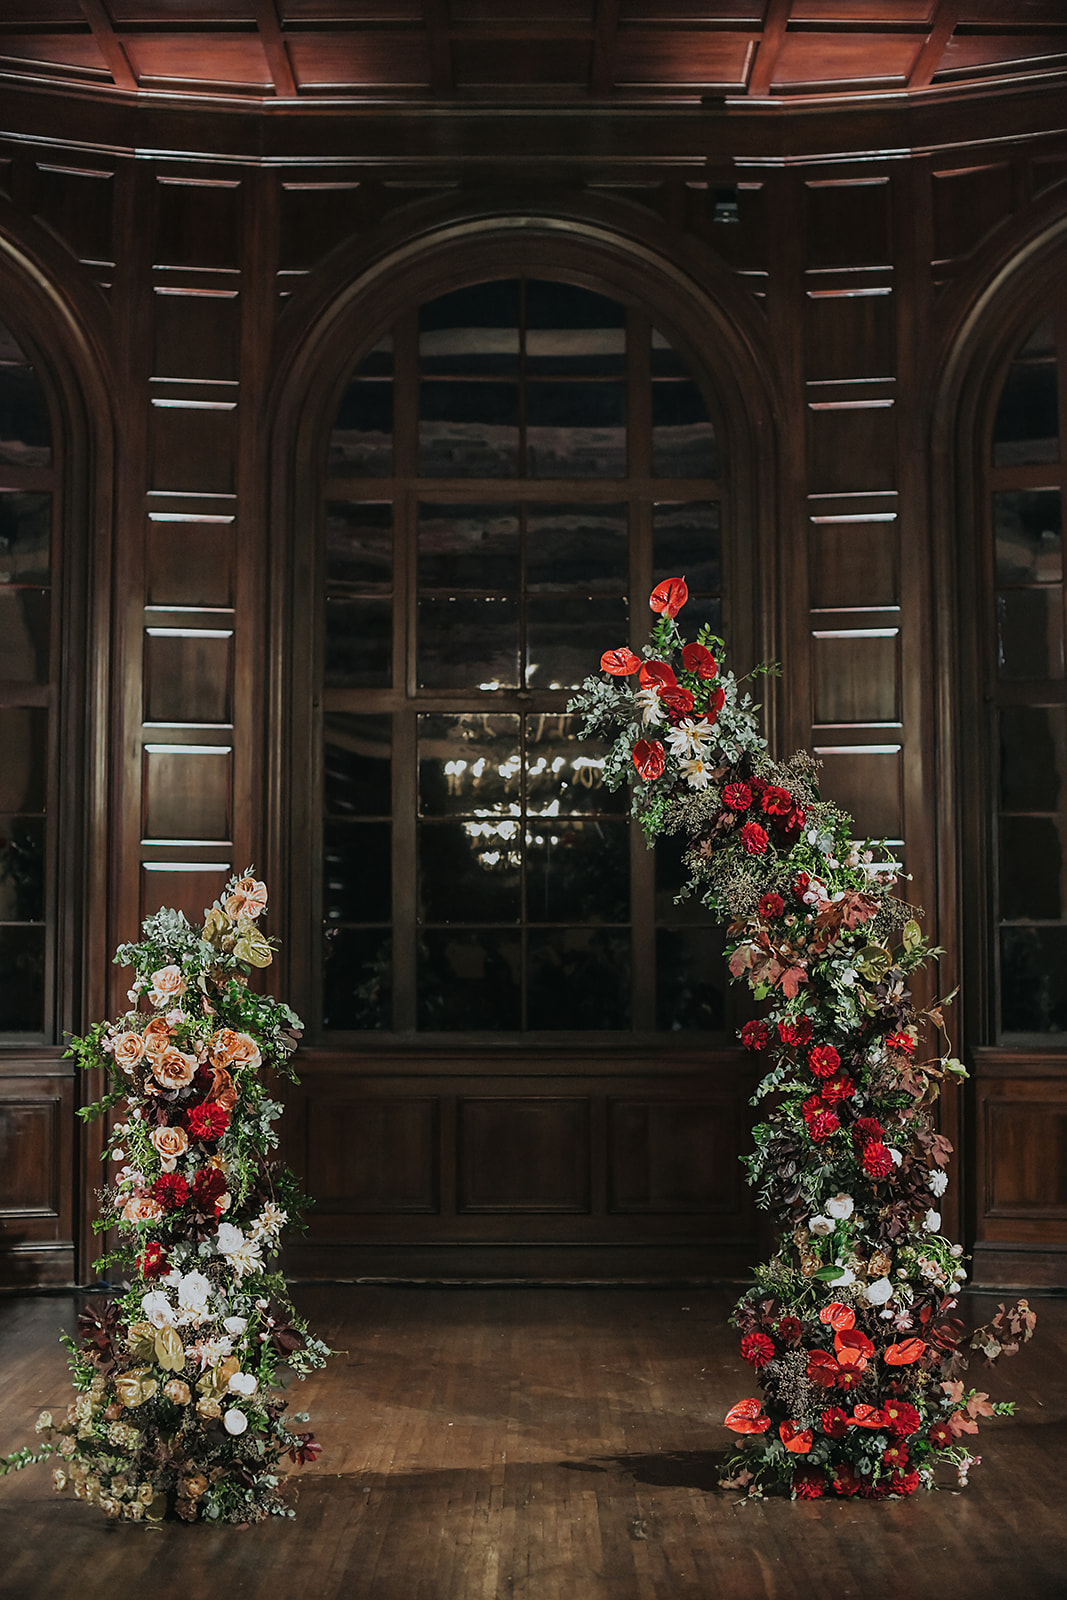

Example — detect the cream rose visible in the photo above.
[153,1049,197,1091]
[121,1195,164,1225]
[210,1029,262,1071]
[224,876,268,921]
[112,1032,145,1072]
[147,965,186,1009]
[150,1125,189,1161]
[141,1018,173,1059]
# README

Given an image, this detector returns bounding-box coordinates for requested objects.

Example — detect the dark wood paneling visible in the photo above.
[142,745,233,842]
[139,862,230,923]
[972,1053,1067,1284]
[809,400,897,493]
[804,288,894,381]
[812,630,900,725]
[607,1097,744,1213]
[0,1065,75,1287]
[154,176,242,271]
[804,178,892,269]
[932,163,1015,263]
[809,518,898,610]
[152,287,240,382]
[148,399,237,494]
[145,515,234,608]
[812,749,903,842]
[307,1095,440,1212]
[458,1097,591,1213]
[33,162,115,269]
[144,627,234,725]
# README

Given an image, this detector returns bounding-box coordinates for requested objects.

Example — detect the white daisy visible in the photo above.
[680,757,711,789]
[633,688,665,727]
[665,717,714,758]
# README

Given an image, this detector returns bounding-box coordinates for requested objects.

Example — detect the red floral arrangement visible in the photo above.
[570,580,1036,1500]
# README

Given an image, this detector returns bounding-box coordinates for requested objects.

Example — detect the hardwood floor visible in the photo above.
[1,1286,1064,1600]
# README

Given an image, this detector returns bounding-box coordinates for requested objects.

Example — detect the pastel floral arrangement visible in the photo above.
[569,579,1036,1500]
[0,873,329,1524]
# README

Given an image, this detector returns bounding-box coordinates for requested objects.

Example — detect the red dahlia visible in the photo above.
[882,1442,910,1469]
[722,782,753,812]
[883,1400,921,1437]
[821,1074,855,1104]
[792,1467,825,1499]
[808,1110,840,1143]
[889,1469,921,1497]
[191,1167,227,1213]
[137,1241,168,1278]
[739,821,769,855]
[808,1044,841,1079]
[801,1094,823,1122]
[927,1420,953,1449]
[831,1464,862,1498]
[779,1016,813,1047]
[740,1331,775,1368]
[820,1407,849,1439]
[151,1172,189,1211]
[778,1315,802,1346]
[758,892,785,920]
[740,1020,771,1052]
[863,1141,894,1178]
[761,785,794,817]
[852,1116,885,1145]
[185,1102,230,1142]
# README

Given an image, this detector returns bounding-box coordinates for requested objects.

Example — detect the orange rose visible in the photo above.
[121,1195,164,1224]
[224,877,268,922]
[151,1125,189,1160]
[112,1032,145,1071]
[204,1064,238,1112]
[148,965,186,1009]
[142,1018,173,1059]
[210,1029,261,1071]
[153,1049,197,1091]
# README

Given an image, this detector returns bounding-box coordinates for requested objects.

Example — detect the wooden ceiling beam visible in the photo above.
[424,0,454,97]
[254,0,297,99]
[590,0,620,98]
[77,0,137,93]
[908,0,962,91]
[747,0,792,98]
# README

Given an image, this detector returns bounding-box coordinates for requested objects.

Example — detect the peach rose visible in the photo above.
[164,1380,192,1406]
[112,1032,145,1071]
[224,877,268,922]
[142,1018,173,1059]
[204,1063,238,1112]
[151,1125,189,1160]
[147,965,186,1010]
[152,1049,197,1091]
[121,1195,164,1225]
[210,1029,262,1071]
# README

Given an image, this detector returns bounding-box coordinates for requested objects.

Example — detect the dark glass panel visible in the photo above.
[324,596,392,688]
[524,280,626,375]
[419,282,519,375]
[1000,925,1067,1034]
[324,713,392,817]
[325,502,392,595]
[526,929,631,1029]
[417,595,520,689]
[418,930,521,1030]
[656,927,726,1031]
[525,595,628,690]
[0,589,49,683]
[652,502,722,592]
[0,364,51,468]
[0,815,44,923]
[354,335,393,378]
[322,927,392,1031]
[0,492,49,585]
[1000,706,1066,813]
[526,819,629,924]
[329,379,393,477]
[1019,316,1056,359]
[418,382,519,478]
[417,503,520,592]
[324,821,392,923]
[652,381,718,477]
[526,381,626,478]
[419,819,521,923]
[996,587,1065,680]
[675,594,723,641]
[525,714,626,816]
[0,924,44,1031]
[999,816,1063,921]
[650,327,689,377]
[993,354,1059,467]
[993,490,1062,584]
[655,832,710,925]
[525,503,627,593]
[418,713,520,818]
[0,709,47,813]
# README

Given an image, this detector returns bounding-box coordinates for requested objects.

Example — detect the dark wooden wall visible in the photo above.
[1,83,1066,1287]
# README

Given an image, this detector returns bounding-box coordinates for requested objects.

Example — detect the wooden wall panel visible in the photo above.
[146,514,234,609]
[607,1097,744,1213]
[152,288,240,382]
[140,863,231,923]
[804,288,894,382]
[809,400,897,493]
[144,628,234,725]
[148,400,237,495]
[307,1096,440,1212]
[812,748,903,843]
[812,629,900,725]
[973,1054,1067,1285]
[142,745,232,843]
[0,1067,75,1286]
[458,1098,591,1213]
[804,178,892,269]
[932,163,1014,264]
[809,517,898,610]
[154,176,242,271]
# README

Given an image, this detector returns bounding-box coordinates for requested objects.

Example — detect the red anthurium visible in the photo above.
[834,1328,875,1364]
[779,1421,814,1454]
[819,1303,856,1332]
[600,647,641,676]
[806,1350,840,1388]
[631,740,666,781]
[851,1405,889,1430]
[885,1338,927,1366]
[724,1398,771,1434]
[659,685,695,718]
[638,660,677,693]
[681,641,718,680]
[649,576,688,617]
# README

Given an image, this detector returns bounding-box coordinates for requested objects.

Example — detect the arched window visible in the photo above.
[315,276,728,1038]
[0,317,55,1038]
[989,313,1066,1037]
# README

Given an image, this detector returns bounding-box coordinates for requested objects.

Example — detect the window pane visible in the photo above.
[418,930,521,1029]
[526,504,627,593]
[0,363,51,468]
[419,282,519,375]
[655,832,710,925]
[526,595,628,690]
[0,589,49,683]
[526,929,631,1029]
[0,925,44,1031]
[652,381,717,477]
[329,379,392,477]
[994,490,1062,584]
[0,492,50,585]
[325,502,392,594]
[526,819,629,924]
[1000,706,1066,812]
[419,819,521,922]
[1001,925,1067,1033]
[0,815,45,922]
[325,596,392,687]
[656,927,726,1031]
[419,381,519,478]
[418,713,520,818]
[525,280,626,375]
[651,327,689,377]
[324,713,392,817]
[322,927,392,1030]
[525,715,625,816]
[417,595,520,689]
[997,587,1065,680]
[526,381,626,478]
[993,322,1059,467]
[324,821,392,923]
[653,502,722,592]
[418,503,520,591]
[999,816,1063,921]
[0,709,47,812]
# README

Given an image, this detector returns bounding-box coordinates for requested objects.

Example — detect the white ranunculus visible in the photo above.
[141,1290,176,1329]
[924,1209,942,1233]
[223,1409,248,1436]
[808,1215,834,1237]
[227,1371,258,1397]
[864,1277,894,1307]
[177,1270,213,1316]
[825,1193,854,1221]
[215,1222,245,1255]
[223,1315,248,1336]
[928,1169,948,1197]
